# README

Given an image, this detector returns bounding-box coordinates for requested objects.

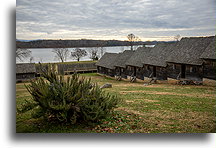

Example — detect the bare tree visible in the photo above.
[95,42,106,59]
[29,57,34,63]
[16,48,31,61]
[71,48,87,61]
[88,48,99,61]
[174,34,181,41]
[52,48,69,62]
[127,33,139,50]
[99,46,106,59]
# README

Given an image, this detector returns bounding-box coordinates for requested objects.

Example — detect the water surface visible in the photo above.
[16,46,141,63]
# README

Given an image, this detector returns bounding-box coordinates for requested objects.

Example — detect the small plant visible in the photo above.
[22,64,120,124]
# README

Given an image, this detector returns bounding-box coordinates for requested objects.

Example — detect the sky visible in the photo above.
[16,0,216,41]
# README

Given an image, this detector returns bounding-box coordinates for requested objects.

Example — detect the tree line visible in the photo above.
[16,38,143,49]
[16,46,106,63]
[52,47,106,62]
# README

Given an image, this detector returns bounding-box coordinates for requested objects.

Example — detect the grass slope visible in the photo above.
[16,73,216,133]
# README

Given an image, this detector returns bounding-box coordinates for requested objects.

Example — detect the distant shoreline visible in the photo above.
[16,39,174,48]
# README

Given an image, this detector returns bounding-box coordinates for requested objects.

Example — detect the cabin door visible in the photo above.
[134,67,136,77]
[181,64,186,78]
[153,66,156,77]
[119,67,122,76]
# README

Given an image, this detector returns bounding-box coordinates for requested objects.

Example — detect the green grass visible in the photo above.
[16,73,216,133]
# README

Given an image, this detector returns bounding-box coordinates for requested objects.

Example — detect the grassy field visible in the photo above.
[16,73,216,133]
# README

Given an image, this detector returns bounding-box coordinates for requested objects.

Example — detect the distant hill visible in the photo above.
[16,39,43,42]
[16,39,176,48]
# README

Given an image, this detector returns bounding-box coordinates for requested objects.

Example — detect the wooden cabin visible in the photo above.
[57,62,96,75]
[95,53,119,77]
[141,43,176,80]
[166,36,214,81]
[125,47,151,80]
[114,50,134,79]
[16,63,36,82]
[200,36,216,80]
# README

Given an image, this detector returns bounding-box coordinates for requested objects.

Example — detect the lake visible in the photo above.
[16,45,142,63]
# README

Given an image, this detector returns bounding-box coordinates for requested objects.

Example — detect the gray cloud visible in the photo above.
[16,0,216,41]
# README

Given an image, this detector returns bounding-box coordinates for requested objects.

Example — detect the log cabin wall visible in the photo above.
[16,63,36,82]
[136,67,144,80]
[143,65,154,78]
[167,63,182,79]
[16,73,35,82]
[126,66,134,76]
[97,66,106,74]
[115,67,121,76]
[167,63,203,81]
[106,68,116,77]
[156,67,167,80]
[185,65,203,81]
[104,67,109,75]
[203,59,216,80]
[115,67,127,79]
[58,62,96,75]
[120,68,128,79]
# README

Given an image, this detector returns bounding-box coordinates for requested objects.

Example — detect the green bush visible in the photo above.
[24,66,119,124]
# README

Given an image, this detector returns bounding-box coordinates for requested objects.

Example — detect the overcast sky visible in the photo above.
[16,0,216,41]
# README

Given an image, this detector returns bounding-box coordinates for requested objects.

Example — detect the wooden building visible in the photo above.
[57,62,97,75]
[95,53,119,77]
[16,63,36,82]
[166,36,214,81]
[200,36,216,80]
[125,47,151,80]
[114,50,134,79]
[140,43,176,80]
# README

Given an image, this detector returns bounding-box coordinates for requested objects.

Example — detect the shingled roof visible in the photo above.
[16,63,36,74]
[200,36,216,60]
[167,36,214,65]
[141,42,177,67]
[95,52,119,69]
[114,50,134,68]
[125,47,151,67]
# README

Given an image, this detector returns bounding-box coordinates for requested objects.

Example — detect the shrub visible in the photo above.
[23,65,119,124]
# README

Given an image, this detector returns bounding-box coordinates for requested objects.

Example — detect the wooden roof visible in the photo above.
[125,47,151,67]
[142,42,177,67]
[167,36,214,65]
[200,36,216,60]
[95,52,119,69]
[16,63,36,74]
[114,50,134,68]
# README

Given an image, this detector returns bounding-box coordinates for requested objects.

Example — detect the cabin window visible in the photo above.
[190,67,197,73]
[147,65,150,70]
[121,68,124,72]
[193,67,197,72]
[173,64,176,70]
[190,67,192,72]
[212,62,216,67]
